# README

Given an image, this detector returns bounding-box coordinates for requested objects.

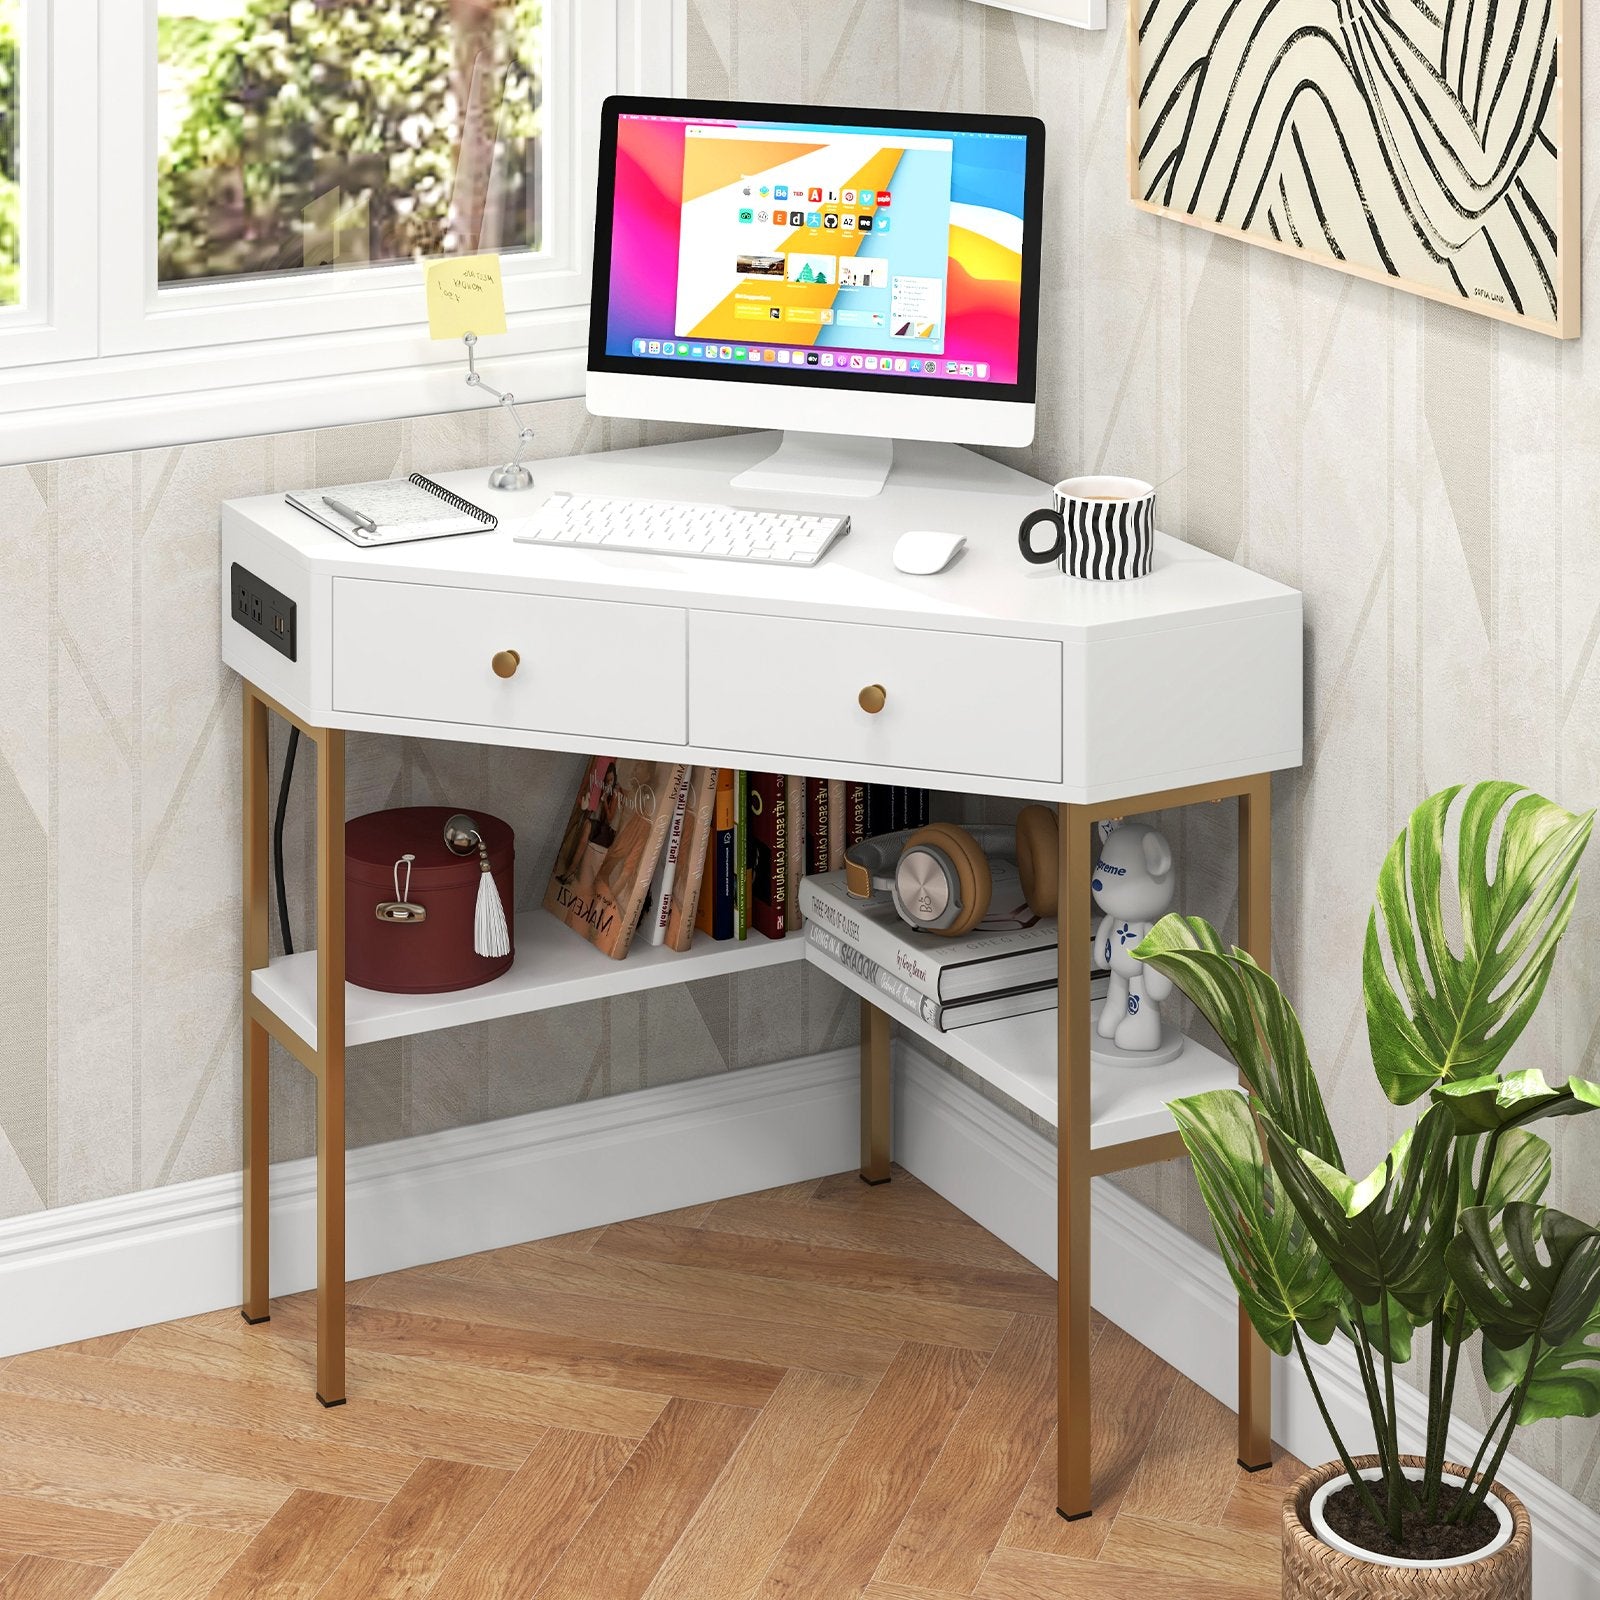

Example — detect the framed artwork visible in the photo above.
[973,0,1106,30]
[1129,1,1581,338]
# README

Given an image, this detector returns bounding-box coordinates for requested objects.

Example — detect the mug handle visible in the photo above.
[1018,507,1066,565]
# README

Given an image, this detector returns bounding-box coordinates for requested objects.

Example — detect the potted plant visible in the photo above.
[1137,782,1600,1596]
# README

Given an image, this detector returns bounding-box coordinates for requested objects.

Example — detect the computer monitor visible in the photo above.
[586,96,1045,497]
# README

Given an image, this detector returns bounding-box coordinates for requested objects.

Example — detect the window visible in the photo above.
[156,2,545,286]
[0,0,682,465]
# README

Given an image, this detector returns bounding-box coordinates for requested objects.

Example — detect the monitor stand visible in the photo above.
[729,431,894,499]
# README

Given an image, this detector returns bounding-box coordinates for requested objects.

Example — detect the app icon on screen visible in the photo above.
[805,351,820,365]
[632,339,646,355]
[859,217,873,233]
[739,209,753,223]
[820,353,835,366]
[647,340,661,354]
[842,216,855,230]
[876,217,890,233]
[807,187,822,202]
[876,190,892,206]
[807,212,821,228]
[775,186,788,200]
[976,364,989,379]
[842,189,856,204]
[824,214,838,230]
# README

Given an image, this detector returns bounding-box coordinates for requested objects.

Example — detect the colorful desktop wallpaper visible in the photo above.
[605,113,1028,384]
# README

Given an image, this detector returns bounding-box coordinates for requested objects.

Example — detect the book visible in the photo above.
[647,768,693,947]
[668,767,718,951]
[544,756,688,959]
[734,769,750,940]
[697,768,737,941]
[785,775,807,926]
[826,780,847,869]
[843,782,869,848]
[804,921,1102,1032]
[797,865,1107,1005]
[749,772,789,939]
[805,778,831,875]
[867,784,895,837]
[285,473,497,547]
[907,788,930,827]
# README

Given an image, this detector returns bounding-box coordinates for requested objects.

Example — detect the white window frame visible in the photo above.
[0,0,98,366]
[0,0,685,466]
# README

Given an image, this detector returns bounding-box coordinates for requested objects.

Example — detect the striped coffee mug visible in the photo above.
[1018,476,1155,581]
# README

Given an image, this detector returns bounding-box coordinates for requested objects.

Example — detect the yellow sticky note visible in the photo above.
[426,254,508,340]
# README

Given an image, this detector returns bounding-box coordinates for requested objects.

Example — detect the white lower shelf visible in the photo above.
[806,946,1237,1148]
[252,911,804,1051]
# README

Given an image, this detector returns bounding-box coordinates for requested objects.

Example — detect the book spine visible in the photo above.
[670,768,716,951]
[700,769,736,941]
[844,782,869,847]
[749,773,788,940]
[804,778,831,874]
[804,922,933,1027]
[734,770,750,940]
[649,769,692,946]
[785,775,806,926]
[866,784,895,838]
[795,876,940,1005]
[908,788,930,827]
[826,780,846,869]
[611,761,689,962]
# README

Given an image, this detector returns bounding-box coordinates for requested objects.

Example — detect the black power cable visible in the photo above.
[273,727,300,956]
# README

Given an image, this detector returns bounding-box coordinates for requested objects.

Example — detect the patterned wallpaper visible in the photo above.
[5,0,1600,1509]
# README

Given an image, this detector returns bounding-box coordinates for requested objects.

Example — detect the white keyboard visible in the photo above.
[511,492,850,567]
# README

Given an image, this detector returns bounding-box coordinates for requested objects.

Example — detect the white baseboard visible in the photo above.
[894,1042,1600,1600]
[0,1048,859,1358]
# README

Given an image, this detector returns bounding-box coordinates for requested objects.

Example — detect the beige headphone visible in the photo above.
[843,806,1058,936]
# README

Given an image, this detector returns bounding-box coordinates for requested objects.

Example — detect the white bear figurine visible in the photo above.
[1092,822,1176,1053]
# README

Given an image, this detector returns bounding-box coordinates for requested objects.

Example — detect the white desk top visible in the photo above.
[225,433,1298,646]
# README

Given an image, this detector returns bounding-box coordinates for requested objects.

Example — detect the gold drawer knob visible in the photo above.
[858,683,887,714]
[492,649,521,679]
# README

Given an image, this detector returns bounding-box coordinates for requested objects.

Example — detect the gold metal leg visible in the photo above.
[1057,802,1094,1519]
[315,728,347,1407]
[859,999,892,1185]
[241,688,271,1325]
[1236,776,1274,1470]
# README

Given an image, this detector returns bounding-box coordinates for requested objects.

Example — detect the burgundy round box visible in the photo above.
[346,807,515,994]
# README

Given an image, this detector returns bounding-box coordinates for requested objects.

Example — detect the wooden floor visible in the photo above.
[0,1169,1299,1599]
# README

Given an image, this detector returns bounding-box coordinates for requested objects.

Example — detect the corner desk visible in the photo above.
[220,430,1304,1519]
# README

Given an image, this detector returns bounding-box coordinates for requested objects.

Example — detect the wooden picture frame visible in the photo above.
[973,0,1106,31]
[1128,0,1581,339]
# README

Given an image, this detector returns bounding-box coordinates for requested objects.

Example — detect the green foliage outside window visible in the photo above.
[158,0,543,284]
[0,0,18,308]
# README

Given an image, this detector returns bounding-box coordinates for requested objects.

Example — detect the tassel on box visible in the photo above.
[473,839,511,958]
[443,812,512,959]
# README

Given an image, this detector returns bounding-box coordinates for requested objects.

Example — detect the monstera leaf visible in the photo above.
[1139,916,1339,1166]
[1439,1128,1554,1342]
[1365,783,1593,1105]
[1432,1068,1600,1135]
[1169,1088,1343,1356]
[1446,1203,1600,1357]
[1265,1104,1456,1320]
[1483,1302,1600,1423]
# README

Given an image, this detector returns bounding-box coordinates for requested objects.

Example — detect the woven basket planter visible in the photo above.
[1283,1456,1531,1599]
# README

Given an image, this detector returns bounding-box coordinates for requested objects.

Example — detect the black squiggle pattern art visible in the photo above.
[1136,0,1562,320]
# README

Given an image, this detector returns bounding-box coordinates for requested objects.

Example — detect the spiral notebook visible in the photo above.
[286,474,498,548]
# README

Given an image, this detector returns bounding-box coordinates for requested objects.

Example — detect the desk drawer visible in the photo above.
[333,579,687,743]
[689,612,1062,783]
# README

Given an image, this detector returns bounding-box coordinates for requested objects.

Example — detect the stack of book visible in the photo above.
[544,756,927,959]
[798,866,1109,1032]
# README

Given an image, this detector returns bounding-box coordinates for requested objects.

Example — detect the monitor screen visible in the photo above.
[589,98,1043,402]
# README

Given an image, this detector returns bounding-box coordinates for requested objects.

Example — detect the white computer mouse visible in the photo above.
[893,530,966,575]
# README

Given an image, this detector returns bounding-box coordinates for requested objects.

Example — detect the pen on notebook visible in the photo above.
[323,496,376,532]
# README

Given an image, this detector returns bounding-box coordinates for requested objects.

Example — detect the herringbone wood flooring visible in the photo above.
[0,1170,1298,1598]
